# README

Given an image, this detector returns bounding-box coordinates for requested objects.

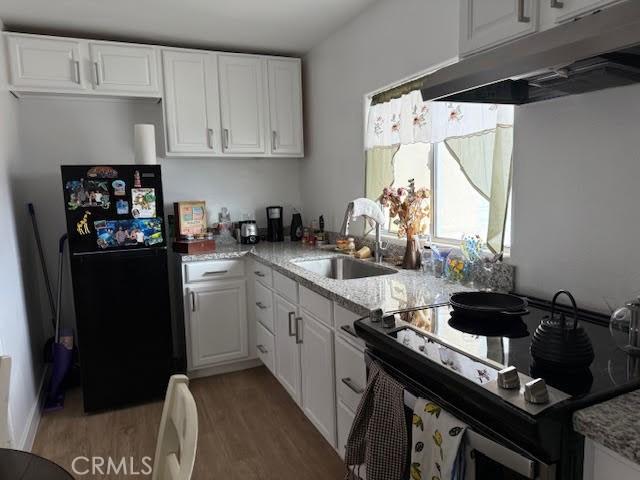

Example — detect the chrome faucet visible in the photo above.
[340,200,387,263]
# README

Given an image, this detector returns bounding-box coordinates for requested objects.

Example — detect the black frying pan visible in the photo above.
[450,292,529,317]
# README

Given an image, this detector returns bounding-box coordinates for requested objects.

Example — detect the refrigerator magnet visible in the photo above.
[76,211,92,235]
[131,188,156,218]
[95,220,119,249]
[134,170,142,188]
[116,200,129,215]
[66,179,110,210]
[112,180,126,196]
[87,166,118,179]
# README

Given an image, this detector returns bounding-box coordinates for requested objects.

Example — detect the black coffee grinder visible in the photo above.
[266,206,284,242]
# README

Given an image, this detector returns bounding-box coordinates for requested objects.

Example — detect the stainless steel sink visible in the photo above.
[291,257,396,280]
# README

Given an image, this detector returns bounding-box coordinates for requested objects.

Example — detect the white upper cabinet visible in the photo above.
[89,42,159,95]
[267,59,303,156]
[218,54,266,155]
[551,0,625,23]
[459,0,539,57]
[162,50,221,155]
[6,34,87,91]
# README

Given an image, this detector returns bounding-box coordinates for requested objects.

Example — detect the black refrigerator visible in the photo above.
[61,164,174,413]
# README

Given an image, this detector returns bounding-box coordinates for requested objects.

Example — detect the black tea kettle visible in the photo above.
[530,290,594,370]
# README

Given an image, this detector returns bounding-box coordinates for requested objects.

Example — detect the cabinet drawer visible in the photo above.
[334,303,364,349]
[335,335,366,412]
[300,285,332,327]
[251,260,273,287]
[256,321,276,375]
[273,270,298,303]
[254,280,274,333]
[185,259,245,283]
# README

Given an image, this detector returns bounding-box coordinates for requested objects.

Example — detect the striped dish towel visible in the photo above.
[344,361,407,480]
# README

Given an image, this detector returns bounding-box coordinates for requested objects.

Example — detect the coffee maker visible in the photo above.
[266,206,284,242]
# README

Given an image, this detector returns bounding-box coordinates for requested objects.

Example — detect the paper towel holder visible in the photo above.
[134,124,156,165]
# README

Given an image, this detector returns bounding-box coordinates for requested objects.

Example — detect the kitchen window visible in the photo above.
[365,93,514,253]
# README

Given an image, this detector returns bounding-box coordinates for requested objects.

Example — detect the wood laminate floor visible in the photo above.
[32,367,346,479]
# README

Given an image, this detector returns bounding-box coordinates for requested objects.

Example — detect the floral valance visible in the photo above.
[365,90,514,149]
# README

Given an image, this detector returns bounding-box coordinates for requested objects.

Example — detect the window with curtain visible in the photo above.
[364,91,514,253]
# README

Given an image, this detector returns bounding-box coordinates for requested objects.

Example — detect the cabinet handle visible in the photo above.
[272,131,277,151]
[254,271,265,277]
[203,270,228,276]
[550,0,564,8]
[207,128,214,149]
[73,60,81,84]
[288,312,296,336]
[257,344,268,354]
[341,377,365,395]
[517,0,530,23]
[223,129,230,150]
[340,325,359,338]
[93,62,101,85]
[295,316,303,344]
[190,291,196,312]
[256,302,268,310]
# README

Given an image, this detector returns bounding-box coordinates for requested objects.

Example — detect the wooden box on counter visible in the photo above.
[172,239,216,254]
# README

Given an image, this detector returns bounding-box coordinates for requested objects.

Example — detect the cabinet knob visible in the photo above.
[517,0,531,23]
[550,0,564,8]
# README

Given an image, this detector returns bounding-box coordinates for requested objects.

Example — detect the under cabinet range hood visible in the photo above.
[415,1,640,105]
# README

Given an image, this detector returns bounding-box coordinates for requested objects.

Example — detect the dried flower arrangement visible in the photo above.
[380,179,431,269]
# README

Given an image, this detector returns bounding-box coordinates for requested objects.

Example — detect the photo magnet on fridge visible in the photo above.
[131,188,156,218]
[94,218,163,249]
[116,200,129,215]
[112,180,126,196]
[66,179,110,210]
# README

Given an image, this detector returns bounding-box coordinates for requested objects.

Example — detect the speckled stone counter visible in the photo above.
[573,389,640,465]
[180,242,473,316]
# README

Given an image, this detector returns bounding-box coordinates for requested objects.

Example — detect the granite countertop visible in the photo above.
[180,241,471,315]
[573,389,640,465]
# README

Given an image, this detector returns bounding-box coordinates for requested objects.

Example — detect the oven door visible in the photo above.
[463,429,556,480]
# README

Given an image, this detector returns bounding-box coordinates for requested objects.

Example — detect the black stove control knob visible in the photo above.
[497,366,520,389]
[524,378,550,404]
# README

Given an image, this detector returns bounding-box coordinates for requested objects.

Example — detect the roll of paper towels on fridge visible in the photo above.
[134,124,156,165]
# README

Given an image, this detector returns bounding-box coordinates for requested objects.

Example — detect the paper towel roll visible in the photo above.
[134,124,156,165]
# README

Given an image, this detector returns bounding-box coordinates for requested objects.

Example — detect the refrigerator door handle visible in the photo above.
[203,270,228,276]
[191,291,196,312]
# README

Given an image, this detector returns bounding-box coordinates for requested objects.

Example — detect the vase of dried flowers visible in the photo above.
[380,179,430,270]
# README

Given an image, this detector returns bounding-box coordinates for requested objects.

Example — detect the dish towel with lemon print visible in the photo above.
[410,398,467,480]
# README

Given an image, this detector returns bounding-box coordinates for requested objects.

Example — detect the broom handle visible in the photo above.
[28,203,56,321]
[55,235,67,343]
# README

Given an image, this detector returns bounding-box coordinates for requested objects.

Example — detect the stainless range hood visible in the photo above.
[411,2,640,105]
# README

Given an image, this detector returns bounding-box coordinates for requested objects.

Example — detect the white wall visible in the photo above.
[0,21,46,450]
[300,0,460,231]
[15,95,303,332]
[511,84,640,312]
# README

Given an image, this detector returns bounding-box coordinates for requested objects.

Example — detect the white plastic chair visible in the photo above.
[0,356,11,448]
[152,374,198,480]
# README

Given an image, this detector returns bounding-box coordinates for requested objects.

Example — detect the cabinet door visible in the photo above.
[459,0,538,57]
[6,34,86,90]
[89,42,159,94]
[162,50,221,154]
[218,54,266,154]
[267,59,303,156]
[553,0,622,23]
[273,294,301,403]
[300,311,336,446]
[187,280,248,368]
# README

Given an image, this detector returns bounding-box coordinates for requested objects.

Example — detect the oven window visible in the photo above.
[474,451,530,480]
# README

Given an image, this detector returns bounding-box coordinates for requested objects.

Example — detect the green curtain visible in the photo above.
[444,125,513,253]
[365,145,399,200]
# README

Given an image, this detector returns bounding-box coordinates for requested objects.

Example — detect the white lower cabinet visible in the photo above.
[584,439,640,480]
[186,279,248,368]
[337,399,355,459]
[300,310,336,445]
[274,293,302,404]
